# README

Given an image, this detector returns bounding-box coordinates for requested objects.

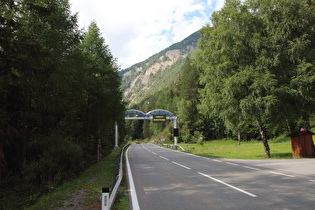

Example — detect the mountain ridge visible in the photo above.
[120,31,200,106]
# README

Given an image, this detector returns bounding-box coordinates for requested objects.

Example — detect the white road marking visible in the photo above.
[126,146,140,210]
[180,152,200,158]
[212,159,222,162]
[159,156,169,161]
[226,162,239,166]
[152,152,157,155]
[141,144,150,152]
[309,179,315,182]
[172,161,191,170]
[243,166,261,171]
[268,171,295,178]
[197,172,257,197]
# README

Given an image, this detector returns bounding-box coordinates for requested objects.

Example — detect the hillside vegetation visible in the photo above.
[120,32,200,105]
[123,0,315,159]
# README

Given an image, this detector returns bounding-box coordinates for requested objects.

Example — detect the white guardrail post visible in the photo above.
[101,187,109,210]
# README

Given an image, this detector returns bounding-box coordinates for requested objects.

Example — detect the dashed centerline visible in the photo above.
[144,145,258,198]
[197,172,257,198]
[159,156,169,161]
[243,166,261,171]
[226,162,239,166]
[172,161,191,170]
[269,171,295,178]
[144,145,304,191]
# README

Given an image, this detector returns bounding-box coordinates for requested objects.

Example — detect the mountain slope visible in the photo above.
[120,31,200,106]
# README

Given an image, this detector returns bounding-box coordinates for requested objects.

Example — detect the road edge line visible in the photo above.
[126,145,140,210]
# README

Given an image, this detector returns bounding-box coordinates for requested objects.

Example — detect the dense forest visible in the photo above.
[126,0,315,158]
[0,0,125,208]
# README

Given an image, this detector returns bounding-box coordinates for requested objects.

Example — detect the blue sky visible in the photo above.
[69,0,225,69]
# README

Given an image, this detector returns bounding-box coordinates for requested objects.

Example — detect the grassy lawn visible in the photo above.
[177,135,294,159]
[26,148,128,210]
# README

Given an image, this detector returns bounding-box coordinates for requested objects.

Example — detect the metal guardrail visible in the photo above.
[102,144,130,210]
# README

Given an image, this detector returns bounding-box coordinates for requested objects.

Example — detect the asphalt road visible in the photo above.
[126,143,315,210]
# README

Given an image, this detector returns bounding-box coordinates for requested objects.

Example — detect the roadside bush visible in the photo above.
[24,134,83,194]
[183,130,193,143]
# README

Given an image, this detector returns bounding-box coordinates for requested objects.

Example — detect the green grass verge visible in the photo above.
[178,135,294,159]
[26,148,127,210]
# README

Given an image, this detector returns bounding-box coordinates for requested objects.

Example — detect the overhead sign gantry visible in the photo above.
[123,109,178,146]
[125,109,177,120]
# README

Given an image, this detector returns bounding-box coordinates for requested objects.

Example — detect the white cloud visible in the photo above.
[207,0,226,11]
[69,0,225,69]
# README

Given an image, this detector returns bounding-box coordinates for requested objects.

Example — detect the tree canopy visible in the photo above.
[196,0,315,157]
[0,0,125,207]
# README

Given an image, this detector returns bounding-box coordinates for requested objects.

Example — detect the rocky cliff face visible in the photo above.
[120,32,200,106]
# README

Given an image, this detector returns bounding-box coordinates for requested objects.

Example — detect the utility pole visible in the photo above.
[174,118,178,146]
[115,122,119,149]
